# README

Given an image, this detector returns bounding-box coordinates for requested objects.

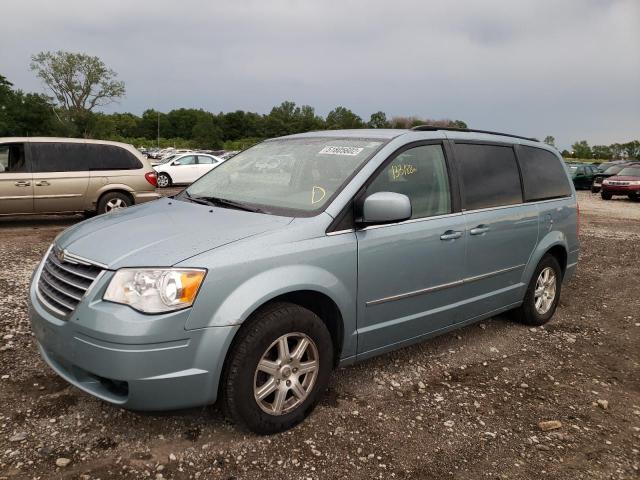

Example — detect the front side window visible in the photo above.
[0,143,26,173]
[455,143,522,210]
[366,144,451,219]
[185,138,384,215]
[30,142,87,172]
[175,155,197,165]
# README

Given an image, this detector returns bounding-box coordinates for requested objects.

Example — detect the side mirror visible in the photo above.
[360,192,411,224]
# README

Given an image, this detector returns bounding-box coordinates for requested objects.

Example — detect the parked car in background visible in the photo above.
[596,160,626,173]
[601,162,640,200]
[0,138,159,215]
[150,153,183,167]
[154,152,224,187]
[566,163,598,190]
[29,127,578,434]
[591,162,632,193]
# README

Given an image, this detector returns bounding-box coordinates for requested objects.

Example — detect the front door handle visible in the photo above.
[35,180,50,187]
[14,181,31,187]
[440,230,463,241]
[470,225,490,235]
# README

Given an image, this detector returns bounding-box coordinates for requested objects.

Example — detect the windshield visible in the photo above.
[617,166,640,177]
[184,138,384,215]
[603,165,624,175]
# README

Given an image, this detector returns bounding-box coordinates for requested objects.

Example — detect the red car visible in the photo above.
[601,162,640,200]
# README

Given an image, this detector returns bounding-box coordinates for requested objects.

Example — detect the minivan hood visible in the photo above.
[55,198,293,269]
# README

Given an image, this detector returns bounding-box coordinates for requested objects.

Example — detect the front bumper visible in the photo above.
[602,185,640,195]
[29,261,238,411]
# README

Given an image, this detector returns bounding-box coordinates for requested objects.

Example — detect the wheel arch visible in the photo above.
[95,188,134,212]
[523,231,569,287]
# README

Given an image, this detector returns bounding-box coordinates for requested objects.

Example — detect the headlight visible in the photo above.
[628,180,640,186]
[104,268,206,313]
[602,179,610,185]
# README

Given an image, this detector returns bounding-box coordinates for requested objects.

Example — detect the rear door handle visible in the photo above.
[14,181,31,187]
[470,225,490,236]
[35,180,50,186]
[440,230,463,241]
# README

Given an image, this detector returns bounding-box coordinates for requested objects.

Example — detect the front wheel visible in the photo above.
[222,302,333,434]
[511,255,562,326]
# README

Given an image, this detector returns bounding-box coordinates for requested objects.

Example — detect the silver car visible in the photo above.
[29,127,579,434]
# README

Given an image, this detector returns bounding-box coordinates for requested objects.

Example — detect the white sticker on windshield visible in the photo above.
[319,146,364,156]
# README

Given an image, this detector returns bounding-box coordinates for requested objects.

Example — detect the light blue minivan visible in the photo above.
[29,127,579,433]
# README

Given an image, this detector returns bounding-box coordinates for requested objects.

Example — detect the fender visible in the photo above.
[186,264,357,353]
[521,230,568,288]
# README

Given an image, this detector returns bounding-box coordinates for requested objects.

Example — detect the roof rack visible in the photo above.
[411,125,539,142]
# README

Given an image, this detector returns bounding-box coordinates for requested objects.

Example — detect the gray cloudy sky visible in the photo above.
[2,0,639,148]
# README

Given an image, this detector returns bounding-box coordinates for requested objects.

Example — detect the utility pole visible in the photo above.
[157,111,160,148]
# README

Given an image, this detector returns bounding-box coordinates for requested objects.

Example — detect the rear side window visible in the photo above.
[518,146,572,201]
[85,144,142,170]
[0,143,27,173]
[455,143,522,210]
[30,142,87,172]
[197,155,216,164]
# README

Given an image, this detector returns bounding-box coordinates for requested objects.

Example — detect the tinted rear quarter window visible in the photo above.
[30,142,87,172]
[455,143,522,210]
[86,144,142,170]
[517,146,572,201]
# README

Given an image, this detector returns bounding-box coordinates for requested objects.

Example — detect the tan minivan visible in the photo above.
[0,138,160,216]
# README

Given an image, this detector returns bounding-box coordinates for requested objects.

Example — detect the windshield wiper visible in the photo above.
[204,196,266,213]
[181,190,215,206]
[182,191,265,213]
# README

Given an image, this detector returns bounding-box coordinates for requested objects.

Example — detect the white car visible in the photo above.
[154,153,224,187]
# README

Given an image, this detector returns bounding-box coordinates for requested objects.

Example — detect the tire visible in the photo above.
[591,187,600,194]
[157,172,172,188]
[96,192,131,215]
[628,194,639,202]
[601,192,612,200]
[222,302,333,435]
[511,254,562,326]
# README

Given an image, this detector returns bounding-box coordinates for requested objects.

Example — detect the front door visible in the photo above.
[356,143,467,356]
[171,155,199,184]
[0,143,33,214]
[452,142,539,320]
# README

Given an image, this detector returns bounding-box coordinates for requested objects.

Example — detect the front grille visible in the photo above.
[608,181,629,186]
[37,247,103,317]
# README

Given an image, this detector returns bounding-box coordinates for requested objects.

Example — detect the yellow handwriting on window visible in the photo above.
[311,186,326,204]
[391,164,417,180]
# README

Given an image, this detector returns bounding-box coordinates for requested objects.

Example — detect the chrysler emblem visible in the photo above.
[57,249,66,263]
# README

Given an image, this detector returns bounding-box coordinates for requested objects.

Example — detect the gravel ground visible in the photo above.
[0,191,638,479]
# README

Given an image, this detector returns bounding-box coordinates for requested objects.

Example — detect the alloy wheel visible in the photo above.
[534,267,557,315]
[253,332,319,416]
[105,198,127,212]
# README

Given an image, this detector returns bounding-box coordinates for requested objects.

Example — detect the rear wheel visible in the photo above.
[157,172,172,188]
[97,192,131,215]
[601,192,612,200]
[628,194,639,202]
[222,302,333,434]
[511,255,562,326]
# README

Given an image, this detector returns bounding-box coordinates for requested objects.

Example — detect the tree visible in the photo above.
[0,74,56,136]
[192,114,223,149]
[326,106,363,130]
[571,140,592,159]
[591,145,612,160]
[30,51,125,112]
[368,111,389,129]
[543,136,556,148]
